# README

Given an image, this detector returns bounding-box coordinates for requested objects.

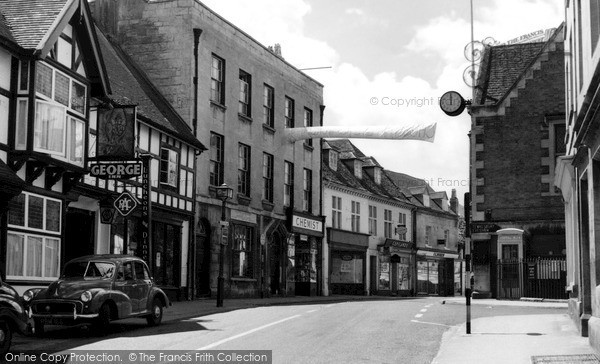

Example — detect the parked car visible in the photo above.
[0,276,31,354]
[23,255,170,336]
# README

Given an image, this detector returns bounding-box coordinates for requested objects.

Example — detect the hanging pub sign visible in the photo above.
[97,105,137,160]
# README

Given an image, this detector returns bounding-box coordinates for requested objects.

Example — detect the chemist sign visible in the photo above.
[290,212,324,237]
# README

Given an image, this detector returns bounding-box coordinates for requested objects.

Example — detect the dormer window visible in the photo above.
[329,150,338,171]
[354,160,362,179]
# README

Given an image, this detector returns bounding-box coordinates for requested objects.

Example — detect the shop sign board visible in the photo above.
[89,160,143,179]
[291,213,324,237]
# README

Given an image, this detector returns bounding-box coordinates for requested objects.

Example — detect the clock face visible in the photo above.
[439,91,466,116]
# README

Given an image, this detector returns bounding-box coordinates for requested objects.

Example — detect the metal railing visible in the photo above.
[496,257,567,300]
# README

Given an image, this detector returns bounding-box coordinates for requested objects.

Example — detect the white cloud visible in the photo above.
[199,0,563,199]
[345,8,364,16]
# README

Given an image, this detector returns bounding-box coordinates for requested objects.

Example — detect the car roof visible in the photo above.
[65,254,145,264]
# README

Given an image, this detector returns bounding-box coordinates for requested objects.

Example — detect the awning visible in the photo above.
[0,159,25,199]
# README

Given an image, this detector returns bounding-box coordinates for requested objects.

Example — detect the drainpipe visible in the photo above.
[192,29,202,136]
[411,206,418,296]
[319,104,326,296]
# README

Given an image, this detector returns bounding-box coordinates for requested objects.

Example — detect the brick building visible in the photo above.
[90,0,325,298]
[469,25,566,299]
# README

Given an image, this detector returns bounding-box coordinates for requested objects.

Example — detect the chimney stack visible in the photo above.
[450,188,458,213]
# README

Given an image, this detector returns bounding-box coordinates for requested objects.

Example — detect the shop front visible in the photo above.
[288,211,324,296]
[377,239,415,296]
[328,228,369,295]
[416,248,459,296]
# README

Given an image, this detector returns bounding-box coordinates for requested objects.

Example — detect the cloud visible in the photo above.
[199,0,562,199]
[345,8,364,16]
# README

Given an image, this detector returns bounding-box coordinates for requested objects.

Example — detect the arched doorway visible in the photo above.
[195,218,212,297]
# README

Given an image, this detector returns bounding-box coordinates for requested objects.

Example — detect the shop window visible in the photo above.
[6,192,62,280]
[296,237,317,283]
[232,224,254,278]
[378,255,390,290]
[330,252,363,284]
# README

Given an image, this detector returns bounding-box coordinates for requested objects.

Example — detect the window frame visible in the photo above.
[263,84,274,128]
[238,143,251,197]
[384,209,393,238]
[262,152,274,202]
[284,161,294,207]
[368,205,377,236]
[303,168,312,212]
[332,196,342,229]
[351,201,361,233]
[210,132,224,186]
[159,146,179,188]
[211,54,225,105]
[303,107,313,147]
[239,70,252,117]
[231,224,254,279]
[285,96,295,128]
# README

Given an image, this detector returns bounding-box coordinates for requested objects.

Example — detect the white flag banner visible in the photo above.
[283,124,437,143]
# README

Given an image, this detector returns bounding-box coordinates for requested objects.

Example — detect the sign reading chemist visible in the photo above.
[291,213,324,237]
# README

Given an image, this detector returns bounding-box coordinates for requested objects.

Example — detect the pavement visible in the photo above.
[163,295,599,364]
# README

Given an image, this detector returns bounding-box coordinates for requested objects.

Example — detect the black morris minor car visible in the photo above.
[0,277,30,354]
[23,255,170,335]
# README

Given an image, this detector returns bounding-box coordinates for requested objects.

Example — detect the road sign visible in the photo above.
[114,191,139,217]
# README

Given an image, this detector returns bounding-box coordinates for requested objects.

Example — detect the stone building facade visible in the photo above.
[91,0,325,298]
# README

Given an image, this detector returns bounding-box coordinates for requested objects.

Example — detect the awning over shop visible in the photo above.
[378,239,415,254]
[0,159,25,200]
[416,247,459,259]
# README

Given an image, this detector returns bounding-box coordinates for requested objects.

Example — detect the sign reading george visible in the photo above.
[89,161,142,179]
[113,191,139,217]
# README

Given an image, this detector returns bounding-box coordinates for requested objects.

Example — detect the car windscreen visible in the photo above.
[62,261,115,280]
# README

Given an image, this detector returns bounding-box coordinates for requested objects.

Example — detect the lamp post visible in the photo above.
[215,183,233,307]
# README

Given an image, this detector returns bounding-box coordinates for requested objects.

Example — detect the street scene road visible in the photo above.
[13,297,567,363]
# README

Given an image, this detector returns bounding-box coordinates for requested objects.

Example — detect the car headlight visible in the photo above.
[23,289,35,302]
[80,291,92,303]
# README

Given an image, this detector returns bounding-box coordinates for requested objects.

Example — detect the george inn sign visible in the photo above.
[89,160,143,179]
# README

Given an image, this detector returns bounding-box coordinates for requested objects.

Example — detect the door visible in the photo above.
[195,219,211,297]
[269,234,282,295]
[64,209,95,264]
[134,261,152,312]
[114,261,137,315]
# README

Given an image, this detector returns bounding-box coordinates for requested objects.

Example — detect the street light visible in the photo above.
[215,183,233,307]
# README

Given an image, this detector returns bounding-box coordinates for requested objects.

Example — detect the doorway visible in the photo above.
[195,218,211,297]
[65,208,95,264]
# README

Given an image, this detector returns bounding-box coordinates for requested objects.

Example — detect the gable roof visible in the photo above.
[475,25,563,106]
[96,26,206,151]
[0,0,71,51]
[0,0,110,95]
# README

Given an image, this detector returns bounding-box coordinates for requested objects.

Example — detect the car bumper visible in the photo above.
[28,300,99,321]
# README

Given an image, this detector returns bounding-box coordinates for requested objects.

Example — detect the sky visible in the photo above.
[201,0,564,203]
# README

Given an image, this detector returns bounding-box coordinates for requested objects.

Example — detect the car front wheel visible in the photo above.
[33,318,44,337]
[94,303,112,335]
[0,320,12,355]
[146,298,163,326]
